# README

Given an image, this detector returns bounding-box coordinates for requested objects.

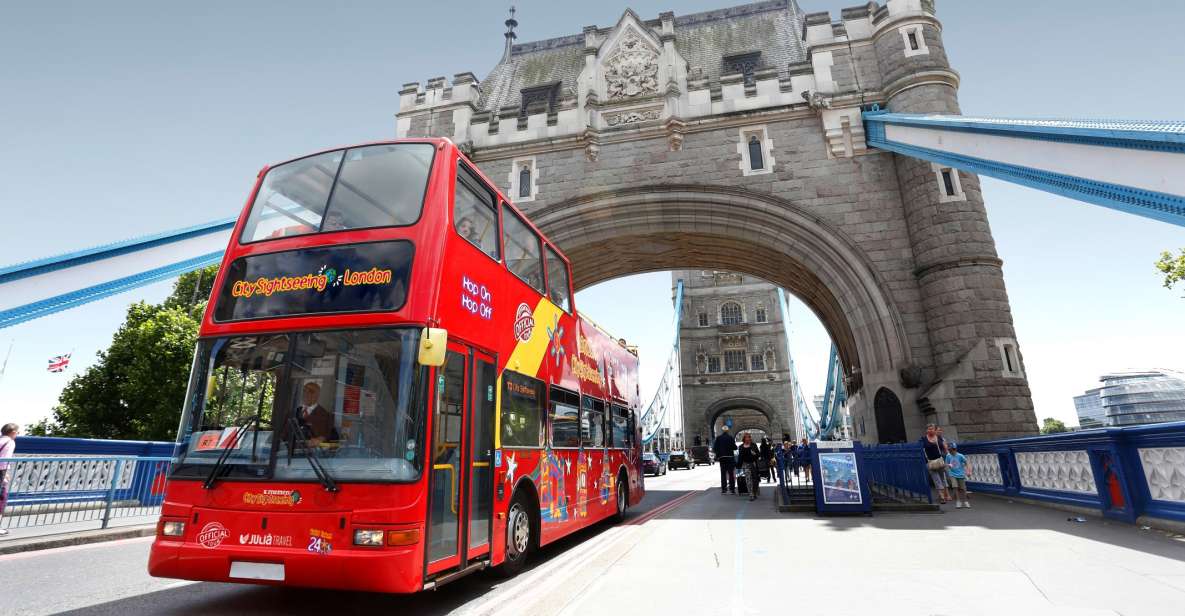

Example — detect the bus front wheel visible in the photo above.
[501,492,534,576]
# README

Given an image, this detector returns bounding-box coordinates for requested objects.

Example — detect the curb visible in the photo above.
[0,525,156,556]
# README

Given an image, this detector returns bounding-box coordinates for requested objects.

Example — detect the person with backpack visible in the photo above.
[0,423,19,537]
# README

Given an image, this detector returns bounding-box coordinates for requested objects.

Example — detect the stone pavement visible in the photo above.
[474,466,1185,616]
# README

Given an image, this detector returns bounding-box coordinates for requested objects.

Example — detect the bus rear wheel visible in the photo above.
[501,492,534,576]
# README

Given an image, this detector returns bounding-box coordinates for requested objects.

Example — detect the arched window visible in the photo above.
[720,302,743,325]
[518,164,531,199]
[747,135,764,171]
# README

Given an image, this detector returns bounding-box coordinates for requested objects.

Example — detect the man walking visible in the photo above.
[0,423,18,536]
[713,426,737,494]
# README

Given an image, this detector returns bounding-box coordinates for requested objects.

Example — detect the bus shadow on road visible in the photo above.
[57,492,692,616]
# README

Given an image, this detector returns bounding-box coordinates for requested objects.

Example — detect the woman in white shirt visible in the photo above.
[0,423,18,537]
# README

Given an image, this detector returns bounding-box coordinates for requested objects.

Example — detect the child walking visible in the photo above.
[945,443,971,508]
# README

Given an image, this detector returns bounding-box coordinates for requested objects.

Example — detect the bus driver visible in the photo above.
[296,381,338,446]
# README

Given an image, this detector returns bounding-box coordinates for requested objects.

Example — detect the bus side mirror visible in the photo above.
[418,328,448,367]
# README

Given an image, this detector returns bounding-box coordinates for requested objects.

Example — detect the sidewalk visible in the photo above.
[0,515,157,555]
[482,469,1185,616]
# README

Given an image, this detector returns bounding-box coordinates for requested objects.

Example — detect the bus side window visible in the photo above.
[502,207,545,294]
[454,164,500,260]
[545,245,571,313]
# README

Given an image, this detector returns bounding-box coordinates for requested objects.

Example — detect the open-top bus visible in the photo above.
[148,139,644,592]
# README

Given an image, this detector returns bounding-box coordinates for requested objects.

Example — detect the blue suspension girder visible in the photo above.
[640,280,684,444]
[863,110,1185,227]
[0,218,235,330]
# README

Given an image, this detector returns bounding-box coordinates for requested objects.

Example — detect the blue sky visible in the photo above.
[0,1,1182,432]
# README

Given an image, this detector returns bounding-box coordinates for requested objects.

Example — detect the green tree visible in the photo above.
[1040,417,1069,435]
[36,266,217,440]
[1157,249,1185,295]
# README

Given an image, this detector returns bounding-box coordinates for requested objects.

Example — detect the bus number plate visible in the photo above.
[229,561,285,581]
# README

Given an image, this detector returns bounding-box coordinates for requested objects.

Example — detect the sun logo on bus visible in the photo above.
[547,314,566,367]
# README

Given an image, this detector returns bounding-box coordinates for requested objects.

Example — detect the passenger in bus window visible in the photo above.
[296,381,338,446]
[323,211,347,232]
[457,216,480,244]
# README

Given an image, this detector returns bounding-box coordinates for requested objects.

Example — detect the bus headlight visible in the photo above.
[160,521,185,537]
[353,529,385,547]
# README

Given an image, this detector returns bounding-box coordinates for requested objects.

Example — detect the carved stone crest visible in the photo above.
[803,90,832,110]
[604,30,660,100]
[605,108,661,126]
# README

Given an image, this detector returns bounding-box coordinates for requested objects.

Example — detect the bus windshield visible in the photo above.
[171,328,427,483]
[239,143,436,243]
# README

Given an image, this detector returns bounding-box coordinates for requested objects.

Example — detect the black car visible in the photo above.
[689,445,712,466]
[642,452,666,476]
[668,450,693,470]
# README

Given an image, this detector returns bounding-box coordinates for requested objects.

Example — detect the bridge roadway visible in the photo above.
[3,466,1184,616]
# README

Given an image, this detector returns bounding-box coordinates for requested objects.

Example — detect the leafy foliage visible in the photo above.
[1157,249,1185,295]
[35,266,217,441]
[1040,417,1069,435]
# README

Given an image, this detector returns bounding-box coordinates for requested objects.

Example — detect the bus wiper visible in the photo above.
[285,416,339,492]
[203,414,260,489]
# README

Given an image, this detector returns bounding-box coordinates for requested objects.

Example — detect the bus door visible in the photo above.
[466,351,496,561]
[427,345,496,577]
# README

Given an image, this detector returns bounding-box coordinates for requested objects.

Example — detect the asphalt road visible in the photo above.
[0,464,718,616]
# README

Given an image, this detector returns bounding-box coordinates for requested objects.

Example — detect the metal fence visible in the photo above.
[862,443,933,504]
[2,456,171,531]
[958,421,1185,524]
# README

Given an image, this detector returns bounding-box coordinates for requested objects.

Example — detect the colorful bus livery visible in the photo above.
[148,139,644,593]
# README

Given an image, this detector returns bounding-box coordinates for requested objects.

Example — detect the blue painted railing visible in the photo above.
[862,443,933,505]
[958,421,1185,524]
[3,456,172,531]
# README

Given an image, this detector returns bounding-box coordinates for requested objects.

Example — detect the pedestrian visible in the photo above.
[945,443,971,508]
[0,423,18,537]
[798,438,813,483]
[759,437,774,483]
[776,437,793,486]
[713,426,737,495]
[920,424,950,504]
[737,433,761,501]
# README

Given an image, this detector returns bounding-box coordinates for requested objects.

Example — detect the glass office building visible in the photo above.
[1073,388,1105,429]
[1077,370,1185,427]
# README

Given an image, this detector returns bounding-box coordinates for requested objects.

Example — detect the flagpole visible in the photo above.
[0,339,12,387]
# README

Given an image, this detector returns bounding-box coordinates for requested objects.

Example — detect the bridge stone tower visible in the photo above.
[673,271,797,447]
[396,0,1039,443]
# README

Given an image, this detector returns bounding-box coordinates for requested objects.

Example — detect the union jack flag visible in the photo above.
[47,354,71,373]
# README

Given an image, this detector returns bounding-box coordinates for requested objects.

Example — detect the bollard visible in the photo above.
[101,459,125,529]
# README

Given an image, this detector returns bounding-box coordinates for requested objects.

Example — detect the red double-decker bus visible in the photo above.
[148,139,644,592]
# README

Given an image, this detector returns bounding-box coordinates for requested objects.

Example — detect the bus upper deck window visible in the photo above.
[545,246,570,312]
[454,165,500,260]
[502,208,545,294]
[324,144,434,231]
[240,151,343,243]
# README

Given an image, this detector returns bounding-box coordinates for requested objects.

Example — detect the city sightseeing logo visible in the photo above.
[230,264,393,298]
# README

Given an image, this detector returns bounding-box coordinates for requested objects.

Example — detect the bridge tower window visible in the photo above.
[707,356,722,373]
[748,136,764,171]
[900,25,929,58]
[724,350,747,372]
[755,305,767,323]
[737,125,774,176]
[698,312,709,327]
[932,163,966,203]
[720,302,743,325]
[508,156,537,203]
[750,354,765,371]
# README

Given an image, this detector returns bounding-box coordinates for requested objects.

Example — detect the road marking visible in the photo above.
[0,535,153,562]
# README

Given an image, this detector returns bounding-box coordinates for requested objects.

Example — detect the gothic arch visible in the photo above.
[531,184,915,386]
[703,396,783,439]
[874,387,907,444]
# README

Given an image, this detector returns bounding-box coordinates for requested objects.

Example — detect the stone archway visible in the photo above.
[703,396,783,443]
[533,184,915,401]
